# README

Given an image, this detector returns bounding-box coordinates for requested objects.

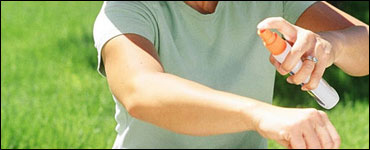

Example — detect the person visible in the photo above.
[93,1,369,149]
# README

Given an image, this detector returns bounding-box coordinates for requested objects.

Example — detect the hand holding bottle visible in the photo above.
[257,17,336,91]
[257,17,340,109]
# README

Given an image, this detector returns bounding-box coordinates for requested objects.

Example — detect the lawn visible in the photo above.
[1,1,369,149]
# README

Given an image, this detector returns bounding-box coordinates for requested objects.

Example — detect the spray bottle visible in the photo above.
[257,29,339,109]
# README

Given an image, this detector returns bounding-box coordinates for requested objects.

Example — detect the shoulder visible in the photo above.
[93,1,160,54]
[93,1,159,41]
[94,1,160,28]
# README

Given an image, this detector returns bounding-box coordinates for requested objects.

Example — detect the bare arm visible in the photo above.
[296,1,369,76]
[261,1,369,91]
[102,34,267,136]
[102,33,339,149]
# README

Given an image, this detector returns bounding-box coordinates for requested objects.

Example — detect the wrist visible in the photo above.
[240,101,278,132]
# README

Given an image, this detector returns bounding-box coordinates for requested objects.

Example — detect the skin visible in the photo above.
[101,1,368,149]
[262,1,369,91]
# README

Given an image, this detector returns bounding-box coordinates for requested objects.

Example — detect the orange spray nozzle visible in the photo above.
[257,29,286,55]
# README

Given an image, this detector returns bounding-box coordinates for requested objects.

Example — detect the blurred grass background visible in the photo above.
[1,1,368,149]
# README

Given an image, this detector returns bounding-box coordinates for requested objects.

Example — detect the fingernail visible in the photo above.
[286,78,293,84]
[302,87,308,91]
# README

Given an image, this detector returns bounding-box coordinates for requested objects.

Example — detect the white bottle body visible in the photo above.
[273,42,339,109]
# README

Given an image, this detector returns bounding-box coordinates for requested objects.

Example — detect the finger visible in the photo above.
[303,58,325,90]
[269,54,280,68]
[302,123,321,149]
[303,41,329,90]
[314,118,334,149]
[315,37,334,68]
[286,76,294,84]
[289,132,306,149]
[319,110,341,149]
[257,17,298,43]
[279,31,316,75]
[288,59,316,87]
[269,54,286,75]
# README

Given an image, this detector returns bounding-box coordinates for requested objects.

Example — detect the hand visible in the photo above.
[254,106,341,149]
[257,17,336,91]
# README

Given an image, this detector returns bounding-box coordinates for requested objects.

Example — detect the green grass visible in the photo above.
[1,1,369,149]
[1,1,116,148]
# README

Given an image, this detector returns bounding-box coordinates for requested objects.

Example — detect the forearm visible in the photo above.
[319,25,369,76]
[117,71,273,136]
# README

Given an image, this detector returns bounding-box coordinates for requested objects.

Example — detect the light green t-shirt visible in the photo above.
[93,1,315,148]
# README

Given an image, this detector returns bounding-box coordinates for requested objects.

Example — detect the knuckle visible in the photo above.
[279,130,290,141]
[315,42,324,51]
[306,82,319,90]
[291,76,302,85]
[277,17,285,22]
[306,108,319,117]
[318,42,333,60]
[319,40,331,50]
[318,110,328,118]
[301,30,315,40]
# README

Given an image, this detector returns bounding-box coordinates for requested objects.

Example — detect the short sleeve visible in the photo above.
[93,1,157,76]
[283,1,316,24]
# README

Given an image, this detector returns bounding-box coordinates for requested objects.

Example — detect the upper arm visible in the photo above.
[102,34,163,105]
[93,1,158,76]
[295,1,367,32]
[102,34,162,74]
[92,1,163,108]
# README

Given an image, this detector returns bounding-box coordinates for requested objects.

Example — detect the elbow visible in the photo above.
[123,93,141,119]
[112,73,155,119]
[114,86,140,119]
[126,102,142,120]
